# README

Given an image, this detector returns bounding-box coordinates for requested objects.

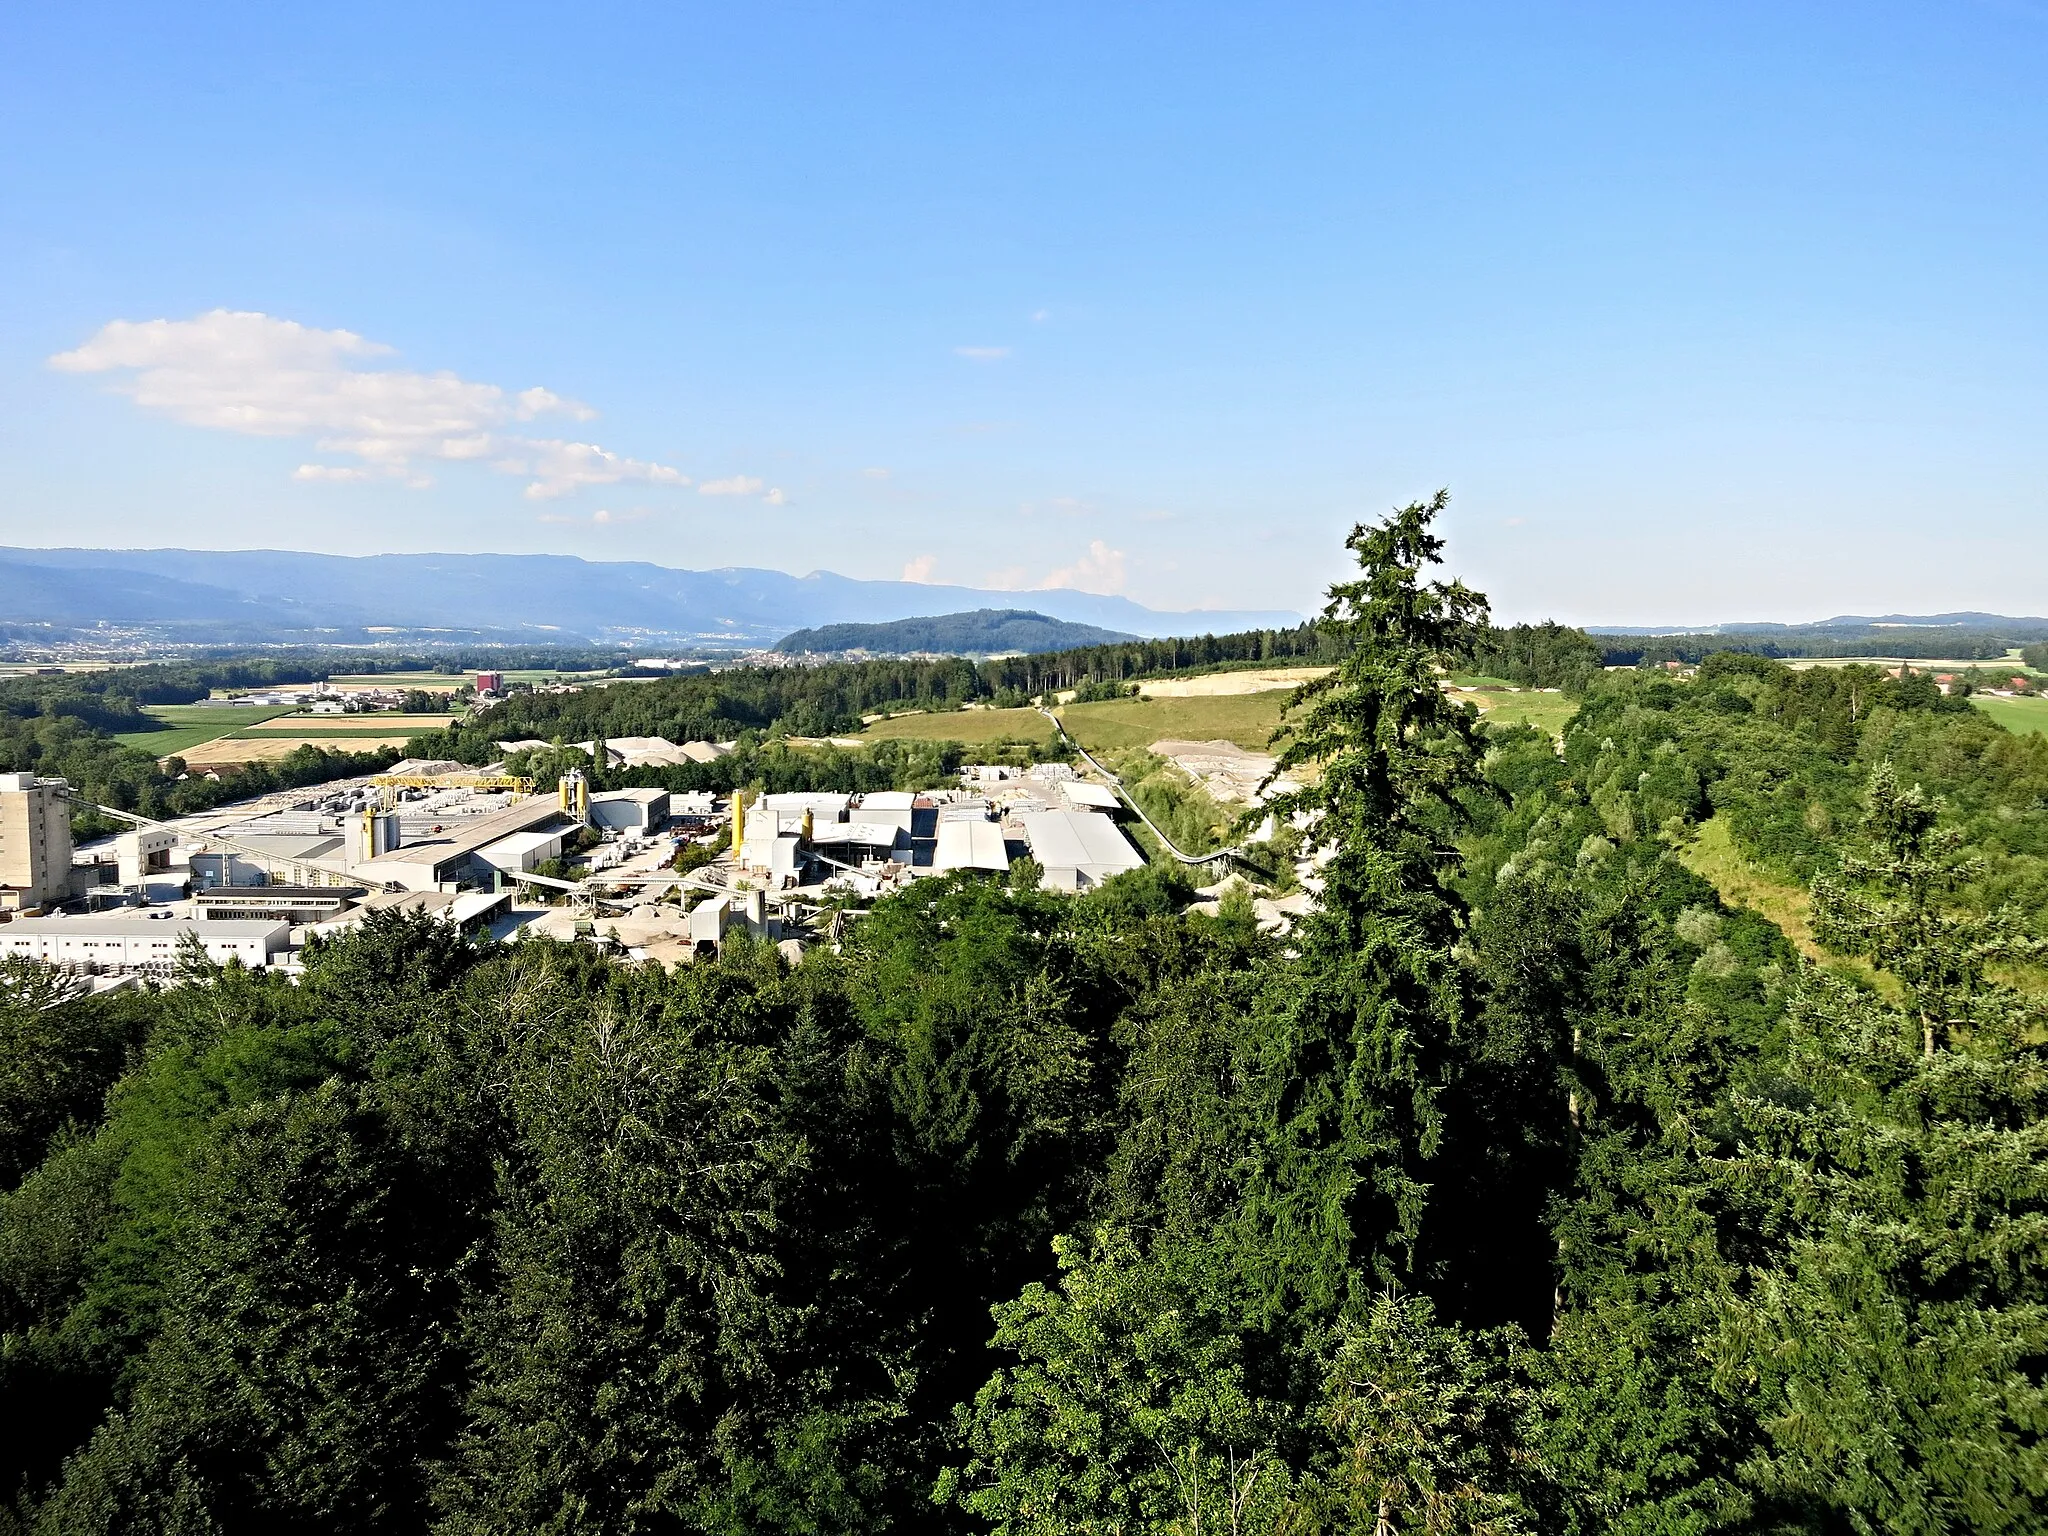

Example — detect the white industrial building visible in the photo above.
[589,787,670,833]
[730,784,1142,890]
[934,813,1010,873]
[475,827,569,875]
[192,833,350,889]
[1014,808,1148,890]
[350,795,574,891]
[0,915,289,971]
[116,826,177,886]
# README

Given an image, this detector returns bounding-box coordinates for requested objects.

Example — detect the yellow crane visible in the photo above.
[371,773,535,808]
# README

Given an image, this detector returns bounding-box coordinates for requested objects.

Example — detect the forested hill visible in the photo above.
[772,608,1137,656]
[1594,611,2048,665]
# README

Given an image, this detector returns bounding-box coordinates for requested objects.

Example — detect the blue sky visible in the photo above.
[3,1,2044,623]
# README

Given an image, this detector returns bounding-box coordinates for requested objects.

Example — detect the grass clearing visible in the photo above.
[321,669,604,690]
[1470,691,1579,739]
[1973,695,2048,738]
[114,704,295,756]
[859,707,1058,746]
[1062,692,1289,752]
[858,681,1576,756]
[322,672,474,690]
[1676,817,1896,994]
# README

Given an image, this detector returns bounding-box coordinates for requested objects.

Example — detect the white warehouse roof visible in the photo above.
[1059,781,1122,812]
[934,818,1010,873]
[1016,809,1146,885]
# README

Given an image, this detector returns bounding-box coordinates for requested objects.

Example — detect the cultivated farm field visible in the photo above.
[176,735,419,767]
[239,712,458,732]
[113,704,295,756]
[1972,695,2048,737]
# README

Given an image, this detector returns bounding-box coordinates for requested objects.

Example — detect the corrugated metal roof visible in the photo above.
[1017,810,1145,877]
[934,819,1010,873]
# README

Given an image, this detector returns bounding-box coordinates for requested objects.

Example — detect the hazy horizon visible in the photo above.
[6,4,2045,626]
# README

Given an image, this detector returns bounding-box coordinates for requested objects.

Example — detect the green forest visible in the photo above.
[4,499,2047,1532]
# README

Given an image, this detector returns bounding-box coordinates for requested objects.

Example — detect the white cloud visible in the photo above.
[50,309,683,499]
[698,474,765,497]
[1029,308,1050,323]
[763,487,787,506]
[1041,540,1127,595]
[902,554,938,583]
[503,440,688,500]
[954,346,1010,361]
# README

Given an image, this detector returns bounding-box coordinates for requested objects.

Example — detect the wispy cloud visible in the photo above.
[953,346,1010,361]
[49,310,686,500]
[698,474,764,497]
[1029,308,1050,324]
[901,554,938,583]
[1041,540,1126,596]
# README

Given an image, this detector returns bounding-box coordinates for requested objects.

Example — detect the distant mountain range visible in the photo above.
[773,609,1136,656]
[0,548,1301,646]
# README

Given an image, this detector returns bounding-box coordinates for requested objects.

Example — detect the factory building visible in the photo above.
[476,828,569,876]
[191,834,350,889]
[191,886,364,925]
[934,809,1011,873]
[589,787,670,834]
[729,784,1143,890]
[116,826,177,886]
[0,915,289,971]
[1013,808,1149,890]
[349,794,575,892]
[0,772,74,913]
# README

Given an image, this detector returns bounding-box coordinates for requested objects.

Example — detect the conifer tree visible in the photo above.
[1242,491,1491,1312]
[1711,764,2048,1531]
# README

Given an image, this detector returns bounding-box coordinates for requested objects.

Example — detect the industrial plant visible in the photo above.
[0,748,1149,983]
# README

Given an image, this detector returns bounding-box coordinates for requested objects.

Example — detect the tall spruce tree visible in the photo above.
[1242,490,1491,1314]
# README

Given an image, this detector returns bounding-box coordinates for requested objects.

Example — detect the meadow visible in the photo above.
[857,683,1579,754]
[1972,694,2048,737]
[112,704,295,756]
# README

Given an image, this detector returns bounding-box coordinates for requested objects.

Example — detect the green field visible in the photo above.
[859,686,1581,754]
[860,707,1058,746]
[1062,692,1289,752]
[1473,691,1580,738]
[1973,695,2048,737]
[112,704,294,755]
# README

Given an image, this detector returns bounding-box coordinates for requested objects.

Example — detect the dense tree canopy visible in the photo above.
[3,501,2044,1533]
